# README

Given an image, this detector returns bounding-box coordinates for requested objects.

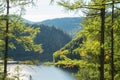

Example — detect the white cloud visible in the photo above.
[22,0,82,22]
[22,13,78,22]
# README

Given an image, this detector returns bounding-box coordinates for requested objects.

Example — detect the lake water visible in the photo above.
[7,64,77,80]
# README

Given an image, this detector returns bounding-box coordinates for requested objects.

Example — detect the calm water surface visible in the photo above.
[8,64,77,80]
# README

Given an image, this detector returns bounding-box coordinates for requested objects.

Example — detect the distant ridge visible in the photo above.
[35,17,82,37]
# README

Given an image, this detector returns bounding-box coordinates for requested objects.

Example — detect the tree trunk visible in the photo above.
[111,0,114,80]
[99,5,105,80]
[3,0,9,80]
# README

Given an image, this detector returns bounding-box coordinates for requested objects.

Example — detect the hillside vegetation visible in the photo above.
[39,17,82,36]
[8,24,71,62]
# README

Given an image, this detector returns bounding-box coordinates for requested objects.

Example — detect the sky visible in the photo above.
[21,0,81,22]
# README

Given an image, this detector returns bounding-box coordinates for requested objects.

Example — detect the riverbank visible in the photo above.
[0,60,19,64]
[0,59,39,65]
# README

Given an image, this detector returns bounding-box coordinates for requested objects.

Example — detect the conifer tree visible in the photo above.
[0,0,42,80]
[3,0,9,79]
[52,0,120,80]
[111,0,114,80]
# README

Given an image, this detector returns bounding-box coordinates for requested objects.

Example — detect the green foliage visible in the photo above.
[44,62,54,66]
[40,17,82,37]
[53,36,82,62]
[53,0,120,80]
[0,15,43,54]
[19,59,40,65]
[8,24,71,62]
[0,65,3,80]
[0,0,42,79]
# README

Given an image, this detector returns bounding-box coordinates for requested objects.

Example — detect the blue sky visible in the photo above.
[21,0,81,22]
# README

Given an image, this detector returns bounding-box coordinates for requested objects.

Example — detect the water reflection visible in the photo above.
[8,64,76,80]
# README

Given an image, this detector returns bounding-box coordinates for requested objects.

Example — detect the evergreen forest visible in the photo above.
[0,0,120,80]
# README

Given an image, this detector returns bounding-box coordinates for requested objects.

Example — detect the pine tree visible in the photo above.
[3,0,10,79]
[0,0,43,80]
[52,0,120,80]
[111,0,114,80]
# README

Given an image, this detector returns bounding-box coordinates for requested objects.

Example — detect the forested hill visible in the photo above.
[36,17,82,36]
[53,36,83,62]
[8,24,71,62]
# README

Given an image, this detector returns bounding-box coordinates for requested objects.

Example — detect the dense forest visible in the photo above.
[0,0,120,80]
[53,36,83,62]
[8,24,71,62]
[52,0,120,80]
[40,17,82,36]
[24,17,82,37]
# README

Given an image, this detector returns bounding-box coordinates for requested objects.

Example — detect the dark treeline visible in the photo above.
[8,24,71,62]
[40,17,82,36]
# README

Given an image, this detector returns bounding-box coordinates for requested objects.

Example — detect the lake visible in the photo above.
[7,64,77,80]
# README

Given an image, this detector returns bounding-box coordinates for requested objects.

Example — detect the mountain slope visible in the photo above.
[38,17,82,36]
[53,36,83,62]
[8,24,71,62]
